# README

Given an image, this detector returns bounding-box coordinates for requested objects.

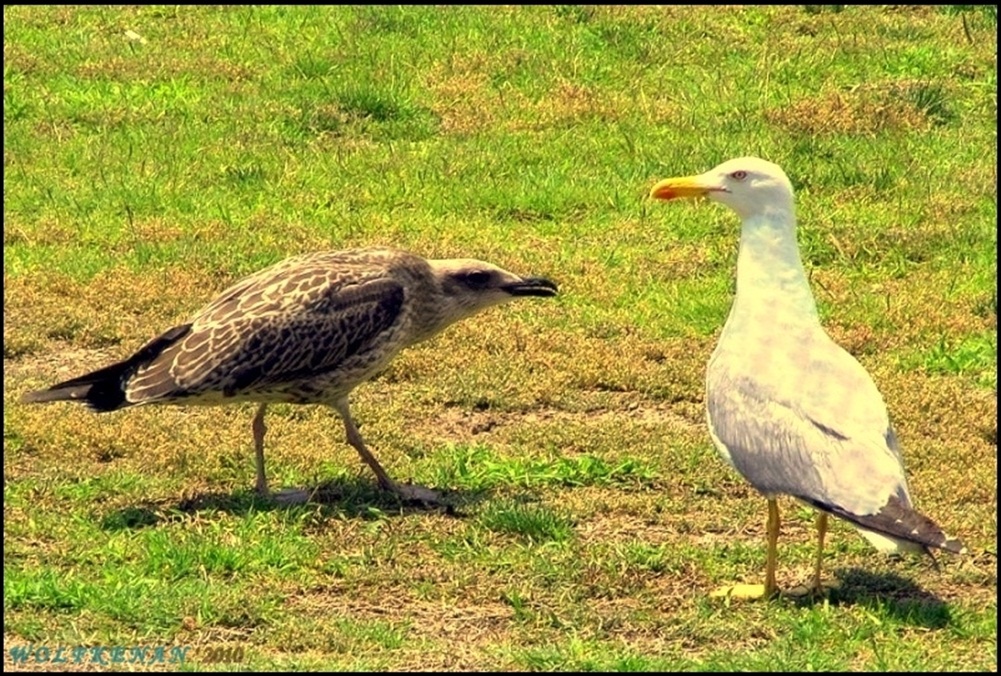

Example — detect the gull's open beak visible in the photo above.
[649,175,715,201]
[503,277,559,297]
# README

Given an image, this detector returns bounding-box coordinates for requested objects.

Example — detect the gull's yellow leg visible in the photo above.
[711,498,781,601]
[813,512,828,590]
[787,511,839,597]
[764,498,780,598]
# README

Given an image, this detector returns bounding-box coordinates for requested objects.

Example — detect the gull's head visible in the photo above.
[428,258,559,327]
[649,156,795,221]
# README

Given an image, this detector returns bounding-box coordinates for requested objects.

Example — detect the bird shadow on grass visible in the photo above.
[787,567,953,629]
[98,476,493,532]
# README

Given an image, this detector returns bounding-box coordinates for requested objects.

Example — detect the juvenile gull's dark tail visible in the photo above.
[20,324,191,412]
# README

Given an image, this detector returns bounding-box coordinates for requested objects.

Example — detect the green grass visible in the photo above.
[477,499,575,544]
[3,5,997,672]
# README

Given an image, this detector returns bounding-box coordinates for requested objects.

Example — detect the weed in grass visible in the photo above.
[428,443,658,493]
[477,500,575,544]
[917,332,997,388]
[332,617,409,651]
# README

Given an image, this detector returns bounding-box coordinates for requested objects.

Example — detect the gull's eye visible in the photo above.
[461,270,491,288]
[730,170,748,181]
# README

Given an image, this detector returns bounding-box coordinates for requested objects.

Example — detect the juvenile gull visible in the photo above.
[22,247,558,506]
[649,157,965,599]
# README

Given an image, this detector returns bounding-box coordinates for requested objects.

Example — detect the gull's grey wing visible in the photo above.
[124,254,407,403]
[704,327,951,545]
[707,366,905,512]
[708,314,965,553]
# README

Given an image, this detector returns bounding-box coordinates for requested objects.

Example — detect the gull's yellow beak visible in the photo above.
[649,175,713,201]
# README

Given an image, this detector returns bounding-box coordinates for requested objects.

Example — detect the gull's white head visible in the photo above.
[649,156,795,221]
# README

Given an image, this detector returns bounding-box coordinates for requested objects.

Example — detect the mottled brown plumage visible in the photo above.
[22,247,559,504]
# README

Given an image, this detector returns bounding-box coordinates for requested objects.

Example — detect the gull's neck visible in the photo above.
[727,205,819,328]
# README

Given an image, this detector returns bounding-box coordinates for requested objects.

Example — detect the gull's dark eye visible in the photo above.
[461,270,492,288]
[730,170,748,181]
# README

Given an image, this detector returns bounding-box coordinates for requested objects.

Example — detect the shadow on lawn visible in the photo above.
[790,567,954,628]
[99,476,491,531]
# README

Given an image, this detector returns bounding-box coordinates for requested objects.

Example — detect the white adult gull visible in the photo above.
[21,247,559,507]
[649,157,965,600]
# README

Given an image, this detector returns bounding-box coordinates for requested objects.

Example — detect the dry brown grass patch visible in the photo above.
[5,265,219,362]
[424,48,680,136]
[277,585,520,669]
[810,265,995,353]
[508,82,679,133]
[3,42,43,77]
[422,53,496,135]
[766,81,946,136]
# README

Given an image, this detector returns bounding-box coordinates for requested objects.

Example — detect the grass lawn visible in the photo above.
[3,5,996,671]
